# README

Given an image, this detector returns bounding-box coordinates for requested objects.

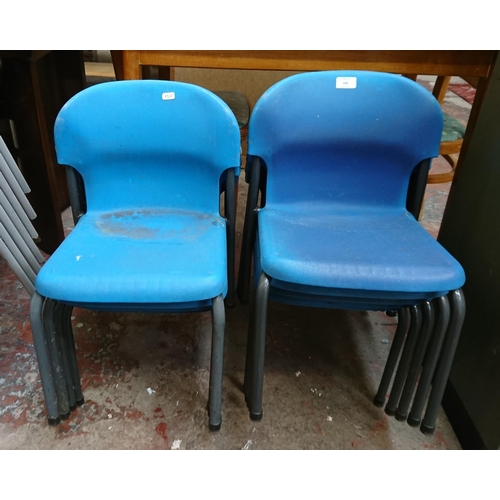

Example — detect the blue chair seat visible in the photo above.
[36,208,228,305]
[258,207,464,298]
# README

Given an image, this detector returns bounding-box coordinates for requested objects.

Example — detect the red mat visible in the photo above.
[448,83,476,104]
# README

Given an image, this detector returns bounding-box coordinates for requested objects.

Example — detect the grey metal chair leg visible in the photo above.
[208,294,225,431]
[385,304,422,416]
[42,298,70,421]
[60,304,84,406]
[237,156,261,304]
[374,308,410,407]
[248,272,270,421]
[420,288,465,435]
[53,302,76,411]
[407,294,450,428]
[29,292,61,425]
[243,288,257,406]
[65,165,86,225]
[395,301,435,421]
[224,168,236,309]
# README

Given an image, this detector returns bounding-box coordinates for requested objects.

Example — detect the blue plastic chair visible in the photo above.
[238,71,466,435]
[29,80,241,431]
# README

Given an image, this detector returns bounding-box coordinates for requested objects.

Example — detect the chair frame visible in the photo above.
[30,289,227,430]
[0,136,44,295]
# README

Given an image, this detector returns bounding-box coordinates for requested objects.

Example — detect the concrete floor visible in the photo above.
[0,71,472,450]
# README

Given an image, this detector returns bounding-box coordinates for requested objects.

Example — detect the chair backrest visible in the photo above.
[248,71,443,211]
[55,80,241,215]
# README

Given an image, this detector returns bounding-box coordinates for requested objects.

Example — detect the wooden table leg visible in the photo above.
[122,50,141,80]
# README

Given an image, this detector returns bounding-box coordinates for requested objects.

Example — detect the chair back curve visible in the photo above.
[248,71,443,210]
[55,80,241,215]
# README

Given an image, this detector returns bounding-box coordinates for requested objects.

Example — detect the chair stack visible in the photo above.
[237,71,466,436]
[29,80,241,429]
[373,291,465,434]
[23,73,466,438]
[0,136,45,296]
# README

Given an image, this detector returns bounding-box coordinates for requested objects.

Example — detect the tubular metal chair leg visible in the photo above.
[385,304,422,416]
[59,303,84,407]
[407,295,450,427]
[374,308,410,407]
[53,302,76,411]
[208,294,225,431]
[236,157,261,305]
[29,292,61,425]
[248,272,270,421]
[243,288,257,406]
[395,301,435,422]
[42,299,71,421]
[420,288,465,435]
[224,169,236,309]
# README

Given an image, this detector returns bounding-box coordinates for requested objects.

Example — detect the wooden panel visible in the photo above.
[135,50,495,77]
[0,51,86,254]
[438,53,500,450]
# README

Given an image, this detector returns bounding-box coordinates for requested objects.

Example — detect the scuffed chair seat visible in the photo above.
[30,80,240,430]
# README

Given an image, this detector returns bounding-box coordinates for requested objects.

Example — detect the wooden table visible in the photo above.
[114,50,494,82]
[113,50,497,163]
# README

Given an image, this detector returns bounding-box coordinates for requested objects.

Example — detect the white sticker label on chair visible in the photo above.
[336,77,357,89]
[162,92,176,100]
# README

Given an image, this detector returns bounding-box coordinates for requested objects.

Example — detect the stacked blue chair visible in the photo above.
[237,71,465,435]
[30,80,241,431]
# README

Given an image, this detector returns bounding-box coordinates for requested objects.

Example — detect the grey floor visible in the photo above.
[0,173,463,450]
